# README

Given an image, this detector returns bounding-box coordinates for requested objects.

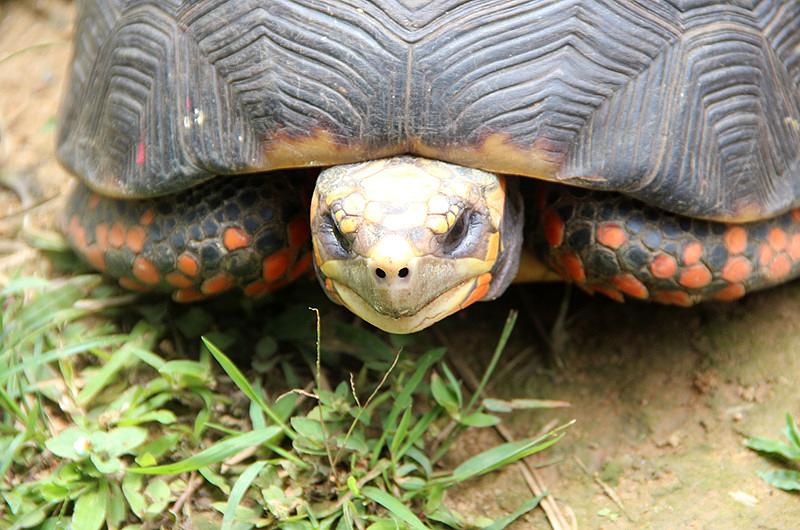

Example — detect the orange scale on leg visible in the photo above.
[244,280,272,298]
[682,242,703,265]
[612,274,649,299]
[721,256,752,284]
[119,277,151,293]
[165,272,194,289]
[792,208,800,224]
[173,288,207,303]
[596,223,626,250]
[201,272,235,295]
[679,264,712,289]
[288,252,313,280]
[559,252,586,284]
[126,225,147,254]
[713,283,746,302]
[768,254,792,281]
[652,290,693,307]
[109,222,126,248]
[263,249,291,282]
[592,285,625,303]
[650,253,678,279]
[139,208,156,226]
[542,209,565,248]
[768,227,787,252]
[132,256,161,285]
[84,246,106,272]
[72,223,88,250]
[177,252,200,277]
[223,227,251,251]
[790,234,800,261]
[723,226,747,255]
[95,224,109,249]
[268,278,290,291]
[67,215,87,249]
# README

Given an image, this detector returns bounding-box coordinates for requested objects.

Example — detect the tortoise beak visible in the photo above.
[319,247,493,333]
[328,274,484,334]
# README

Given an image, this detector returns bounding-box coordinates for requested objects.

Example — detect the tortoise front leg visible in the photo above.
[527,183,800,305]
[63,173,313,302]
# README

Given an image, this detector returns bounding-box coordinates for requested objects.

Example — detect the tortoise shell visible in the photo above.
[58,0,800,221]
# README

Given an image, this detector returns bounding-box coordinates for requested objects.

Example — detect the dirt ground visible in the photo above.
[1,2,799,528]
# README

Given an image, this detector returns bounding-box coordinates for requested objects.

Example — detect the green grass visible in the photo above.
[1,251,571,529]
[746,414,800,492]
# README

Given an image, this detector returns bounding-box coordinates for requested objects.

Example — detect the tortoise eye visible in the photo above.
[442,210,473,252]
[326,212,352,254]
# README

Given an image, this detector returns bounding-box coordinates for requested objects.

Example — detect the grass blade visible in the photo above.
[449,424,570,484]
[362,486,428,530]
[370,347,446,464]
[77,322,156,405]
[203,337,295,440]
[0,385,25,422]
[0,335,131,382]
[222,460,267,530]
[128,427,280,475]
[0,277,51,296]
[466,310,517,411]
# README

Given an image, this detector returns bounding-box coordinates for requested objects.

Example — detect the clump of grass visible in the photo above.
[746,414,800,492]
[1,269,571,529]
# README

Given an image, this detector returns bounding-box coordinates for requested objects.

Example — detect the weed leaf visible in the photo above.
[71,485,107,530]
[745,437,800,461]
[362,486,428,530]
[757,469,800,491]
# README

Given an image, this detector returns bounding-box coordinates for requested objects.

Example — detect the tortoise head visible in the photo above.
[311,156,523,333]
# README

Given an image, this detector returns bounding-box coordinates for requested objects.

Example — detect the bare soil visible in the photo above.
[2,2,798,528]
[441,283,800,528]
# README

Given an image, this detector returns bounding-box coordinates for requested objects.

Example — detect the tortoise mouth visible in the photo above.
[328,276,478,334]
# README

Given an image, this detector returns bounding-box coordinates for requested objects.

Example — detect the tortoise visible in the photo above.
[58,1,800,334]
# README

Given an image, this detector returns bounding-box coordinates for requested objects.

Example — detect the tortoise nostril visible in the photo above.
[398,267,409,278]
[375,268,387,279]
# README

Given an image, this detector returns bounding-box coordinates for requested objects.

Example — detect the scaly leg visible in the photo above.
[528,184,800,306]
[63,173,313,302]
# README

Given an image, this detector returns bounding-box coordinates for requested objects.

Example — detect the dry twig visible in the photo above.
[435,325,575,530]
